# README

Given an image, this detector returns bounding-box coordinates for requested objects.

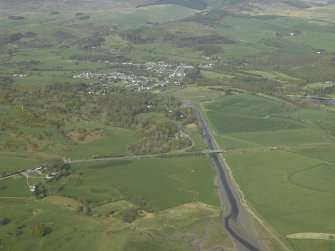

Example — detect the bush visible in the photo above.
[8,16,24,20]
[30,223,45,237]
[0,217,10,226]
[122,207,139,223]
[79,16,90,20]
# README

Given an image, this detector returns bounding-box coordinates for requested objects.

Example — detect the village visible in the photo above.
[73,61,193,92]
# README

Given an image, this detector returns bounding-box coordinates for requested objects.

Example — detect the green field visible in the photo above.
[204,93,335,148]
[172,86,223,102]
[58,156,218,209]
[289,163,335,193]
[0,157,41,173]
[69,128,137,159]
[225,151,335,250]
[203,93,335,250]
[0,176,31,197]
[0,152,231,251]
[292,145,335,163]
[1,0,335,250]
[0,196,231,251]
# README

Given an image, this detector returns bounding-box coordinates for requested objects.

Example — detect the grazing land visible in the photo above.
[203,93,335,251]
[1,0,335,250]
[56,156,219,208]
[0,155,231,251]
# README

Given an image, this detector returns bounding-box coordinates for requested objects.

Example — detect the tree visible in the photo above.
[185,66,202,82]
[122,207,139,223]
[82,205,91,215]
[0,76,14,89]
[13,220,22,236]
[0,217,10,226]
[132,196,147,209]
[47,158,64,171]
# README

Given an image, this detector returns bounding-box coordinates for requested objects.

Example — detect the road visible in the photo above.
[0,173,20,180]
[195,109,271,251]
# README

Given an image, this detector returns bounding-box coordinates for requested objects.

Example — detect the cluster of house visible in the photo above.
[21,166,44,177]
[45,172,58,180]
[29,184,38,192]
[199,63,213,69]
[73,61,193,92]
[74,72,151,88]
[144,61,192,77]
[12,74,27,78]
[21,166,58,192]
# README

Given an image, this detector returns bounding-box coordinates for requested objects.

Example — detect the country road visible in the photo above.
[195,108,271,251]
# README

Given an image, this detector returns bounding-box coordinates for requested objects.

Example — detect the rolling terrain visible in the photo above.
[1,0,335,250]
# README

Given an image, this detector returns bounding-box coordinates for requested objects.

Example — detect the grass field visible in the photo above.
[289,162,335,193]
[204,93,335,147]
[1,1,335,250]
[225,151,335,251]
[0,197,129,251]
[203,93,335,251]
[244,70,299,83]
[201,70,234,79]
[0,196,231,251]
[0,157,41,173]
[0,176,31,197]
[292,145,335,163]
[58,156,219,209]
[172,86,223,102]
[69,128,137,159]
[0,148,230,251]
[185,125,207,151]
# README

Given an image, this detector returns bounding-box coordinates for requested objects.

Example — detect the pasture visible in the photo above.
[0,197,128,251]
[201,70,234,80]
[58,156,219,209]
[172,86,223,102]
[204,93,335,147]
[69,128,137,159]
[0,4,200,87]
[1,1,335,250]
[215,15,335,57]
[0,157,41,173]
[203,93,335,250]
[0,197,230,251]
[0,176,31,197]
[225,151,335,251]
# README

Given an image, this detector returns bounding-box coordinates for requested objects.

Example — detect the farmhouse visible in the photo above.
[34,166,44,174]
[29,184,37,192]
[45,172,58,180]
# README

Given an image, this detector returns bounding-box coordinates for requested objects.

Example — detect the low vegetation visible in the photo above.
[1,0,335,250]
[203,93,335,251]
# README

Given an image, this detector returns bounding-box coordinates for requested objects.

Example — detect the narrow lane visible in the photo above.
[196,109,264,251]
